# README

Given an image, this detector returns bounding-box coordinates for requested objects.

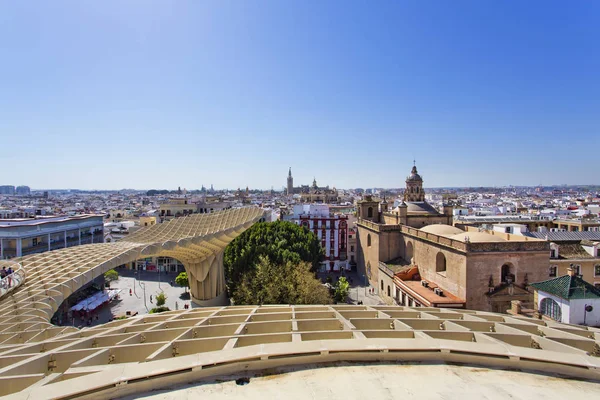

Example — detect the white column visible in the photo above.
[91,229,94,243]
[16,239,22,257]
[63,231,67,248]
[0,239,4,259]
[48,234,51,251]
[78,228,81,245]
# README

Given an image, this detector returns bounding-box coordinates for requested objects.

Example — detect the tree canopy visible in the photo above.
[224,221,324,297]
[175,272,189,291]
[334,277,350,303]
[155,292,167,307]
[104,269,119,282]
[233,256,331,305]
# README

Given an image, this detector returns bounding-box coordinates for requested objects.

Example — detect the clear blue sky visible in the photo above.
[1,1,598,190]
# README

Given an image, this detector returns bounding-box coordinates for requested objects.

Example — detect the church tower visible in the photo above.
[287,167,294,196]
[403,162,425,202]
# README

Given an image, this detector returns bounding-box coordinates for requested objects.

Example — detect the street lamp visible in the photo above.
[138,280,148,311]
[158,263,161,290]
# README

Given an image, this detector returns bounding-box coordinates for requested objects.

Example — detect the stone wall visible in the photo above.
[409,237,468,302]
[466,251,549,311]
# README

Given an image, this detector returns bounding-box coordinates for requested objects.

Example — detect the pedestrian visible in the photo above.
[175,301,179,310]
[6,267,13,287]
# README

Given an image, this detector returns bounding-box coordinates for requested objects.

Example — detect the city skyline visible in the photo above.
[1,1,599,190]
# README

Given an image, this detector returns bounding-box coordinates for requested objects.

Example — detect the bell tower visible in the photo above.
[404,161,425,202]
[287,167,294,196]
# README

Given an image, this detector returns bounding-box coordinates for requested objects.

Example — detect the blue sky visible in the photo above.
[1,1,598,190]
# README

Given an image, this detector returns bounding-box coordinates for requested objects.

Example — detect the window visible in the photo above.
[436,252,446,273]
[595,283,600,289]
[540,297,562,321]
[572,264,581,275]
[550,249,557,258]
[595,265,600,277]
[367,207,373,218]
[387,285,391,297]
[367,234,371,247]
[549,265,557,277]
[350,245,354,252]
[501,263,515,283]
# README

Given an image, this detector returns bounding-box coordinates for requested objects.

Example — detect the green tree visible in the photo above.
[155,292,167,307]
[334,277,350,303]
[104,269,119,282]
[233,256,331,305]
[224,221,324,297]
[175,272,189,292]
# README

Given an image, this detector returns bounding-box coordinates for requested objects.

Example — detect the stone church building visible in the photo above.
[356,164,550,313]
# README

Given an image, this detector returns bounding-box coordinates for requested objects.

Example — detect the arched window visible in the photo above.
[387,285,391,297]
[381,280,384,290]
[436,252,446,273]
[367,207,373,218]
[540,297,562,321]
[549,265,557,277]
[367,234,371,247]
[501,263,515,283]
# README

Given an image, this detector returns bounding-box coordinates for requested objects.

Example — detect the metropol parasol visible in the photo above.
[0,207,599,399]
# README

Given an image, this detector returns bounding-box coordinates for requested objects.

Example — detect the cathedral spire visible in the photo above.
[288,167,292,177]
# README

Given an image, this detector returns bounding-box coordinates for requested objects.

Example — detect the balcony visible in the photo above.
[66,237,80,247]
[50,241,66,251]
[1,251,16,259]
[21,243,50,256]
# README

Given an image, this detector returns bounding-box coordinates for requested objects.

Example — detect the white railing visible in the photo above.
[0,261,26,298]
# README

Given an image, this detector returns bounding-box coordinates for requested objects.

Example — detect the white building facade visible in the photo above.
[531,270,600,326]
[284,204,349,272]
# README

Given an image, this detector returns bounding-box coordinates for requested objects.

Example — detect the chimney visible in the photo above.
[567,267,575,277]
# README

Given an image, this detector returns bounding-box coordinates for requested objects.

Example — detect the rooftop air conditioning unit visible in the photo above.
[434,288,444,297]
[421,280,429,288]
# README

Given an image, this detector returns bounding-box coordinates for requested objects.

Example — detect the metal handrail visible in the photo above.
[0,260,26,298]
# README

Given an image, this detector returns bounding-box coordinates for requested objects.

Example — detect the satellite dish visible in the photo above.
[585,305,593,313]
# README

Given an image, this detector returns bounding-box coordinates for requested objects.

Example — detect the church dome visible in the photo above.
[405,201,440,215]
[449,231,507,243]
[420,225,464,236]
[406,165,422,182]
